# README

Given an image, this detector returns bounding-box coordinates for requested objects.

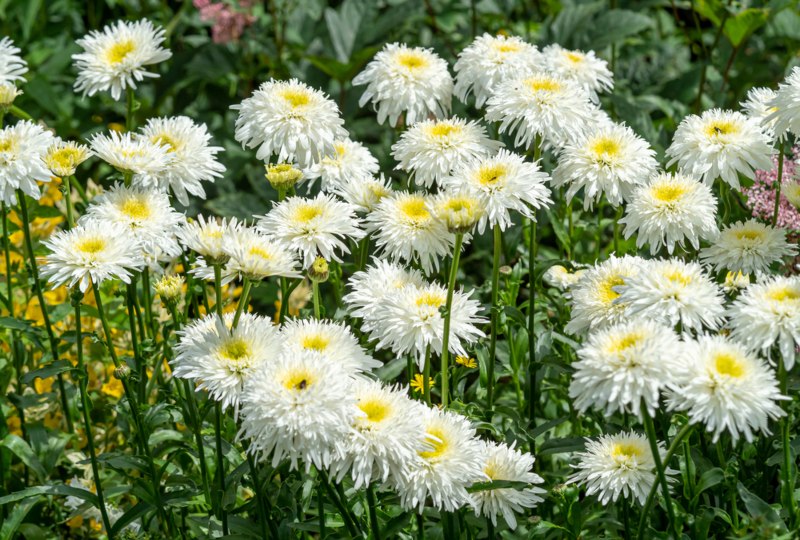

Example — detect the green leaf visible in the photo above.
[109,502,151,536]
[724,8,769,46]
[0,497,38,540]
[737,482,786,528]
[466,480,532,493]
[0,317,33,331]
[538,437,585,456]
[205,193,267,220]
[0,485,99,507]
[0,435,46,481]
[19,0,42,41]
[21,360,76,385]
[588,10,652,49]
[690,467,724,506]
[324,0,364,63]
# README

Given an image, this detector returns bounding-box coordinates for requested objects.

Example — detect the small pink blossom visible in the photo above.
[194,0,255,44]
[741,146,800,231]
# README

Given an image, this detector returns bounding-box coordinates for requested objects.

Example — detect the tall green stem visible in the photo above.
[312,280,321,320]
[422,345,432,406]
[318,469,359,537]
[232,278,252,329]
[773,141,785,227]
[141,268,155,339]
[642,410,678,537]
[367,484,382,540]
[778,359,796,527]
[214,403,228,534]
[487,226,502,412]
[212,264,224,318]
[63,176,75,229]
[126,283,146,404]
[526,218,537,446]
[441,233,463,407]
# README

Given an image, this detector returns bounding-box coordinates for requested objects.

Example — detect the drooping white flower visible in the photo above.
[667,335,786,442]
[666,109,773,188]
[0,37,27,84]
[343,258,426,322]
[353,43,452,127]
[233,78,346,168]
[700,219,797,275]
[89,131,171,187]
[304,138,379,192]
[72,19,171,100]
[766,67,800,139]
[333,174,394,213]
[225,226,302,281]
[257,193,364,268]
[40,221,144,292]
[569,320,682,419]
[391,117,502,188]
[620,171,718,255]
[454,33,542,108]
[552,123,657,209]
[0,120,54,205]
[542,44,613,102]
[441,149,551,233]
[279,318,380,376]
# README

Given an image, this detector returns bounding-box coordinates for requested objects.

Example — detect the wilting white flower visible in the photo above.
[542,44,613,101]
[391,117,502,188]
[620,172,718,255]
[0,37,27,84]
[0,120,54,205]
[41,221,144,292]
[333,174,394,213]
[72,19,171,100]
[226,226,301,281]
[343,258,426,321]
[552,123,657,209]
[89,131,171,187]
[668,335,786,442]
[700,219,797,275]
[304,138,379,192]
[354,43,452,127]
[766,67,800,139]
[233,78,346,168]
[666,109,773,188]
[279,318,380,376]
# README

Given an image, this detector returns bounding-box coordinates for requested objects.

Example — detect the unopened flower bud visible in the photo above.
[435,193,484,234]
[155,274,184,305]
[308,256,329,283]
[266,163,303,191]
[114,364,131,380]
[0,82,21,111]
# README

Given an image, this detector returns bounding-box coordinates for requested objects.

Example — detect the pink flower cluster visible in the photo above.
[741,146,800,230]
[194,0,255,44]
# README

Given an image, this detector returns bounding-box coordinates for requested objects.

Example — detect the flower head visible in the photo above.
[226,226,301,281]
[433,191,485,235]
[766,67,800,139]
[89,130,171,186]
[333,174,394,213]
[700,219,797,275]
[178,214,242,265]
[0,120,54,205]
[279,318,380,376]
[305,138,379,192]
[740,87,778,134]
[543,44,613,102]
[43,139,91,177]
[343,258,426,321]
[543,265,586,290]
[265,163,304,191]
[0,37,27,84]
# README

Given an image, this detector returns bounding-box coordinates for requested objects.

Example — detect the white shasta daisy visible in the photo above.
[700,219,797,275]
[89,130,171,187]
[279,318,380,376]
[543,264,587,290]
[343,258,426,322]
[0,37,27,84]
[178,214,242,265]
[766,67,800,139]
[333,174,394,213]
[0,120,54,205]
[226,226,302,281]
[43,138,91,178]
[304,138,379,192]
[741,87,778,135]
[542,44,613,101]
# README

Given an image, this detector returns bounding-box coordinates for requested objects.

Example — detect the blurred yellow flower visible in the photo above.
[410,373,435,394]
[455,355,477,369]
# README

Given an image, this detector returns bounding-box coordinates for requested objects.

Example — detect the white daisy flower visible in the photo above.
[233,78,346,168]
[40,221,144,292]
[432,190,486,235]
[226,226,302,281]
[0,37,27,84]
[80,183,185,264]
[471,441,545,529]
[178,214,242,265]
[0,82,21,108]
[569,320,682,419]
[257,193,365,268]
[391,117,502,188]
[454,33,542,108]
[542,44,613,102]
[740,87,778,134]
[569,431,673,505]
[333,174,394,213]
[617,259,725,332]
[72,19,171,100]
[365,191,454,274]
[666,109,773,188]
[565,255,645,335]
[484,71,595,149]
[173,312,280,414]
[700,219,797,275]
[392,407,485,513]
[279,318,380,376]
[552,122,658,209]
[89,130,171,186]
[543,265,586,290]
[728,276,800,369]
[0,120,54,205]
[620,171,718,255]
[370,282,486,369]
[667,335,786,442]
[766,67,800,139]
[239,349,356,472]
[136,116,225,205]
[442,149,552,233]
[353,43,452,127]
[43,138,91,178]
[304,138,379,192]
[331,380,426,489]
[343,258,426,322]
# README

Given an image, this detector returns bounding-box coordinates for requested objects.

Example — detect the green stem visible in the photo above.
[232,278,252,329]
[366,484,381,540]
[312,280,321,320]
[141,268,155,339]
[422,345,432,406]
[126,87,136,132]
[318,477,327,539]
[778,359,796,527]
[613,206,623,254]
[246,451,272,540]
[71,176,90,205]
[126,283,147,406]
[527,218,537,450]
[487,226,501,412]
[318,469,359,537]
[91,285,120,368]
[642,409,678,537]
[773,142,785,228]
[214,403,228,535]
[441,233,463,407]
[357,235,370,271]
[63,176,75,229]
[17,191,74,432]
[213,264,224,318]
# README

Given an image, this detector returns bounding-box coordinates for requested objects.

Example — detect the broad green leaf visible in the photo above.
[0,485,99,507]
[690,467,724,506]
[0,497,37,540]
[737,482,786,528]
[0,435,46,481]
[21,360,76,385]
[724,8,769,46]
[589,10,652,49]
[538,437,585,455]
[325,0,364,63]
[466,480,532,493]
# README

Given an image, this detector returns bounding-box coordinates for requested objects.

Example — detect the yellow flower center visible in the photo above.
[768,285,800,302]
[525,76,562,93]
[120,198,151,220]
[152,134,179,152]
[420,427,448,460]
[651,183,687,203]
[0,136,17,153]
[76,238,106,254]
[612,442,643,459]
[477,164,507,186]
[248,246,272,260]
[398,197,431,224]
[713,352,744,378]
[283,368,314,391]
[565,51,584,63]
[295,204,322,223]
[607,332,643,354]
[494,42,521,54]
[395,51,427,70]
[598,275,625,305]
[107,40,136,64]
[416,291,446,309]
[47,147,83,173]
[663,270,691,286]
[427,123,461,138]
[484,462,499,479]
[334,142,347,157]
[219,338,250,363]
[734,229,762,242]
[301,333,330,351]
[705,120,739,138]
[591,137,621,162]
[281,88,311,108]
[358,398,390,424]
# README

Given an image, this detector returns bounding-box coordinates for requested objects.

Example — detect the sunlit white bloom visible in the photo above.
[442,149,551,233]
[43,138,91,177]
[257,193,364,267]
[280,318,380,376]
[543,265,586,290]
[668,335,786,442]
[89,131,171,187]
[173,312,279,414]
[569,320,682,419]
[392,117,502,188]
[0,37,27,84]
[766,67,800,139]
[333,174,394,213]
[569,431,673,505]
[226,226,301,281]
[617,259,725,331]
[304,138,379,192]
[454,33,542,108]
[552,123,657,209]
[620,172,717,255]
[41,221,143,292]
[343,258,426,321]
[471,441,545,529]
[728,276,800,370]
[80,183,185,264]
[392,407,485,512]
[136,116,225,205]
[233,78,346,168]
[666,109,773,188]
[0,120,54,205]
[485,71,595,149]
[700,219,796,275]
[432,190,485,235]
[354,43,452,127]
[565,255,645,335]
[332,380,426,489]
[370,282,485,369]
[178,214,242,264]
[543,44,613,101]
[365,191,454,274]
[72,19,171,100]
[240,349,356,472]
[741,87,778,134]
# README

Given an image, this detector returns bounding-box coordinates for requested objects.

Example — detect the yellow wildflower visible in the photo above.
[410,373,435,394]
